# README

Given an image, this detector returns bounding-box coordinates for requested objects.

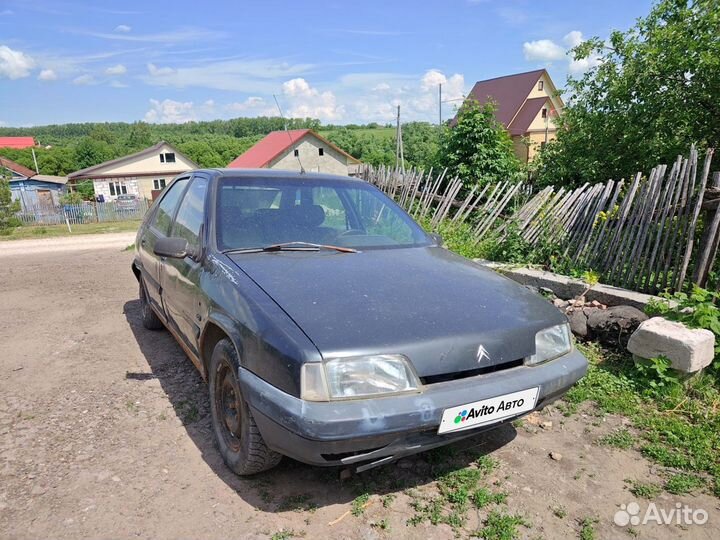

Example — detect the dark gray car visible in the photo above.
[132,169,587,475]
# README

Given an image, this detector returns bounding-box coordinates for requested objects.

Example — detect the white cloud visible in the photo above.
[226,96,275,116]
[105,63,127,75]
[109,80,128,88]
[38,69,57,81]
[142,58,314,93]
[563,30,584,48]
[140,68,467,125]
[337,69,465,123]
[0,45,35,79]
[144,99,195,123]
[72,74,96,85]
[147,63,175,76]
[281,78,344,121]
[114,24,132,33]
[563,31,603,74]
[522,30,602,75]
[80,27,223,44]
[522,39,566,62]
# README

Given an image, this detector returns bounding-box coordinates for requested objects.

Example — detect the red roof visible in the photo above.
[0,137,36,149]
[508,97,551,135]
[465,69,546,127]
[227,129,359,168]
[228,130,310,168]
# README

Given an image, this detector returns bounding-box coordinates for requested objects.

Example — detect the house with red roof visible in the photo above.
[227,129,361,176]
[0,137,37,150]
[457,69,564,163]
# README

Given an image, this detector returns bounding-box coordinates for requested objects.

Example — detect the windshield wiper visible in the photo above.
[225,241,358,254]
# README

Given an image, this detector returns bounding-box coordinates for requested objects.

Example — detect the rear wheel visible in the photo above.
[209,338,282,475]
[139,281,163,330]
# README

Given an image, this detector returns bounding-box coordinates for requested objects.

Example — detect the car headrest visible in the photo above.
[287,204,325,227]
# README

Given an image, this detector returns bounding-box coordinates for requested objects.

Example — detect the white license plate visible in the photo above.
[438,387,539,434]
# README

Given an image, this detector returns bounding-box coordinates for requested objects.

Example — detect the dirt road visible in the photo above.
[0,236,716,539]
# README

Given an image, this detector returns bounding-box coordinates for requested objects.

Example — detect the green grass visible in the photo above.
[628,480,662,499]
[597,429,635,449]
[664,473,706,495]
[351,493,370,517]
[408,456,504,530]
[0,220,140,241]
[578,517,598,540]
[565,342,720,496]
[475,511,529,540]
[551,505,567,519]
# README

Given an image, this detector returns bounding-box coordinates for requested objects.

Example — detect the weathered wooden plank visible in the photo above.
[676,149,715,289]
[692,171,720,286]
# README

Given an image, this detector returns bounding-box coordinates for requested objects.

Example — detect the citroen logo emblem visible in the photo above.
[476,344,491,364]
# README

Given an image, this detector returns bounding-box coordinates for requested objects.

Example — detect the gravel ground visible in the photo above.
[0,235,717,539]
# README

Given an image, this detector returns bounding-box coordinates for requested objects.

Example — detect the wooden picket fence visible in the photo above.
[362,146,719,294]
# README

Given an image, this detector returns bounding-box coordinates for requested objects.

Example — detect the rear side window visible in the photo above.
[152,178,189,235]
[172,177,209,250]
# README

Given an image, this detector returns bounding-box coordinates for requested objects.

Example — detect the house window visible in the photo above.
[160,154,165,163]
[538,80,544,91]
[164,152,176,163]
[318,148,324,156]
[109,181,127,196]
[541,108,547,119]
[293,149,299,157]
[153,179,167,190]
[540,141,547,149]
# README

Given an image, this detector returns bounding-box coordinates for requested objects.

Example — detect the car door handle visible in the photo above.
[140,239,146,246]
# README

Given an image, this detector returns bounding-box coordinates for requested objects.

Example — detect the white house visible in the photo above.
[227,129,361,176]
[68,141,198,201]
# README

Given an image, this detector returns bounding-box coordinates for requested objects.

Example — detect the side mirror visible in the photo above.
[429,232,443,246]
[154,237,189,259]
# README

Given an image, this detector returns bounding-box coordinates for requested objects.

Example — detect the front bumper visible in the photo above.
[238,348,587,468]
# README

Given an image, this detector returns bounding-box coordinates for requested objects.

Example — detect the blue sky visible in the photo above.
[0,0,653,127]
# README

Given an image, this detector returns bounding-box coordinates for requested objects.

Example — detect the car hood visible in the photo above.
[227,247,566,378]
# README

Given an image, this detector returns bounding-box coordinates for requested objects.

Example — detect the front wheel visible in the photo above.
[208,339,282,475]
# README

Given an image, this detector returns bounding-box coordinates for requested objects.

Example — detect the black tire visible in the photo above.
[208,338,282,475]
[139,281,164,330]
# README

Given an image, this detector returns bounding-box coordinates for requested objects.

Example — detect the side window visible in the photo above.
[172,177,209,250]
[152,178,189,235]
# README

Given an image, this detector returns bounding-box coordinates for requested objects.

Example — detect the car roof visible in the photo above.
[195,168,366,185]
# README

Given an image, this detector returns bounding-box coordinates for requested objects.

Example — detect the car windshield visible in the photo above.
[216,176,431,251]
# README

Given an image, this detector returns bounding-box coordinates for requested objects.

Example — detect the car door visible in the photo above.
[160,175,210,356]
[138,176,190,314]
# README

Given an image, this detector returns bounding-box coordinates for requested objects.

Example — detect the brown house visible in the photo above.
[459,69,564,162]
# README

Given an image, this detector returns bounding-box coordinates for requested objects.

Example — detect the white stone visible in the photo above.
[627,317,715,373]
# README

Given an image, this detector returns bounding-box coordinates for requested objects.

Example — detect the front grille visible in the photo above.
[420,359,524,385]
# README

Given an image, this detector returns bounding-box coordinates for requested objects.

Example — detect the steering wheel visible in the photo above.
[338,229,365,237]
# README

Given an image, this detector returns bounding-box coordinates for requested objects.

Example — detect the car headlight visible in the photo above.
[526,323,572,366]
[301,354,421,401]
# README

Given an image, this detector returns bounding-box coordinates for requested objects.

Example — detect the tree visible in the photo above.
[402,122,440,171]
[440,99,521,185]
[535,0,720,187]
[75,180,95,200]
[0,168,21,232]
[73,137,113,170]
